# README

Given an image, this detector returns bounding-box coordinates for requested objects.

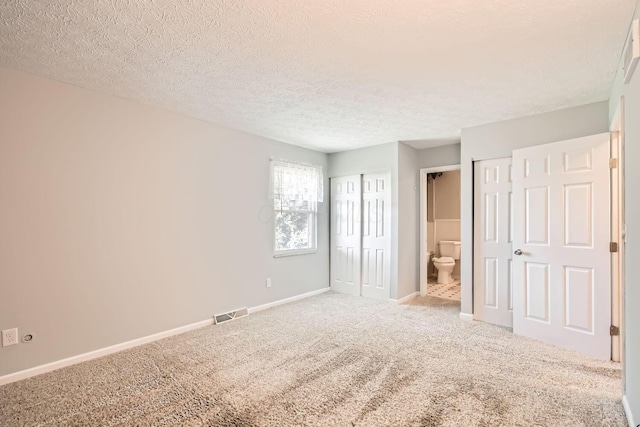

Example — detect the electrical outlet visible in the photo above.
[266,278,272,288]
[2,328,18,347]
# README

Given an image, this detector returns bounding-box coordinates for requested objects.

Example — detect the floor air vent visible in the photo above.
[213,308,248,325]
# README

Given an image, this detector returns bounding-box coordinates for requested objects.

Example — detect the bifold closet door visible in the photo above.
[330,173,391,300]
[330,175,362,296]
[361,173,391,301]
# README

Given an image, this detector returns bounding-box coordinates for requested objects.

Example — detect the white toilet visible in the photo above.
[433,241,461,284]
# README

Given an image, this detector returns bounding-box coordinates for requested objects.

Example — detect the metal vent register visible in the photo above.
[213,308,249,325]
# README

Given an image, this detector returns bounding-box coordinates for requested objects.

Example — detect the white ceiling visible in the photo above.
[0,1,636,153]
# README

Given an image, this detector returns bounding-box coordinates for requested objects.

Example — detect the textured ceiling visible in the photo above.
[0,1,636,152]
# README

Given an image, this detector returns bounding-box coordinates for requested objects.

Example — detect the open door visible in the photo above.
[512,133,611,360]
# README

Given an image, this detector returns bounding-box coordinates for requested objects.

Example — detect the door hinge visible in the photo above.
[610,242,619,253]
[610,325,620,336]
[609,158,618,169]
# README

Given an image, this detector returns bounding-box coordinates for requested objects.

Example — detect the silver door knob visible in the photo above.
[514,249,523,256]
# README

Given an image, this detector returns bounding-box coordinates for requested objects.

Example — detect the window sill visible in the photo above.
[273,248,318,258]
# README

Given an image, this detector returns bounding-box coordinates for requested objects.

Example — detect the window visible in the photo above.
[270,160,323,256]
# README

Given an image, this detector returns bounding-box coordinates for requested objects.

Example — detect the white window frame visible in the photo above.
[273,199,318,257]
[270,160,322,257]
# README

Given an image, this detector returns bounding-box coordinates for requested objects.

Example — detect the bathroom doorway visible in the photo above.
[419,165,461,301]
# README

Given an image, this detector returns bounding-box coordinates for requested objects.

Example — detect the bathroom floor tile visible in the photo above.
[426,279,461,301]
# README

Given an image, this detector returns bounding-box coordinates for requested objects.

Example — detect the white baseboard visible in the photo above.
[623,395,636,427]
[0,287,330,386]
[459,312,474,321]
[248,287,330,313]
[391,291,419,305]
[0,318,213,387]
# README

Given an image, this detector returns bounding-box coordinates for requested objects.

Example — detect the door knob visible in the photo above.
[514,249,523,256]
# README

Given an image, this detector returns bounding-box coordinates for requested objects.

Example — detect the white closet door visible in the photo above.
[361,173,391,300]
[330,176,361,296]
[473,158,514,328]
[512,133,611,360]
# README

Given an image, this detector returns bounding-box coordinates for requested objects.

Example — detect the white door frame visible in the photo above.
[610,97,625,365]
[419,164,461,296]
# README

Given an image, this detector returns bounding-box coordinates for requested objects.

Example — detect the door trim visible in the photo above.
[610,97,625,366]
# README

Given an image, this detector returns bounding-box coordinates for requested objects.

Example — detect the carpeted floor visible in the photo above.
[0,292,625,426]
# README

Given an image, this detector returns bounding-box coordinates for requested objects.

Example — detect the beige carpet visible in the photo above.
[0,293,625,426]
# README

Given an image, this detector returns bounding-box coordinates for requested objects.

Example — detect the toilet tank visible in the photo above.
[438,241,461,260]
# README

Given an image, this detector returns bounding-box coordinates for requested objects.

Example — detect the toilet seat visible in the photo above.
[433,256,454,264]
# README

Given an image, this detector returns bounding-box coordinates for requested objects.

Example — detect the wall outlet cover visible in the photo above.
[2,328,19,347]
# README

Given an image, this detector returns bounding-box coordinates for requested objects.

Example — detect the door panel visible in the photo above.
[361,173,391,300]
[563,266,593,332]
[512,133,610,360]
[525,187,549,245]
[331,176,361,296]
[473,158,513,327]
[525,262,550,321]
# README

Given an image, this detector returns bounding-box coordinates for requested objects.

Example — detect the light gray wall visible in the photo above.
[328,142,397,177]
[388,143,462,295]
[0,67,329,377]
[418,144,462,280]
[328,142,400,298]
[459,101,610,315]
[329,142,462,300]
[398,143,420,299]
[610,1,640,421]
[418,143,461,168]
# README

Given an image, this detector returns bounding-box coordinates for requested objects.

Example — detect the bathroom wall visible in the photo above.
[426,178,435,254]
[432,170,461,277]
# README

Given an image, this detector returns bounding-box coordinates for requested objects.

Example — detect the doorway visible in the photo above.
[419,165,461,300]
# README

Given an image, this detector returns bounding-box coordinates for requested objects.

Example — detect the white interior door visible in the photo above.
[330,176,361,296]
[512,133,611,360]
[473,158,514,328]
[361,173,391,300]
